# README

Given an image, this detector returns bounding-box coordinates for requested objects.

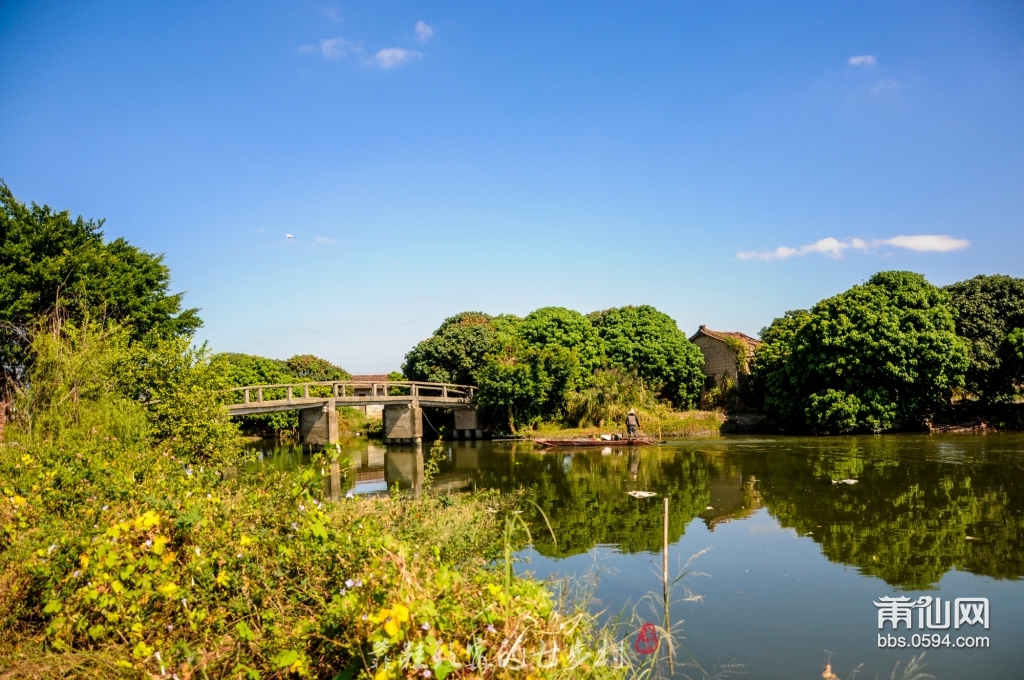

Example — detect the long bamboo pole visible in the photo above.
[663,496,674,674]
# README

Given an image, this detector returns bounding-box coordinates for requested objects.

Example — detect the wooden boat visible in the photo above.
[532,437,655,448]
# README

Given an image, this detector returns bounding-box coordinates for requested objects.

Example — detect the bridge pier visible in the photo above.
[383,403,423,445]
[454,407,483,440]
[299,400,338,446]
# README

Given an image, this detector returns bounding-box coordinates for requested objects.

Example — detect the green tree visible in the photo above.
[517,307,604,372]
[402,312,498,385]
[474,343,552,434]
[750,309,812,422]
[753,271,968,433]
[944,274,1024,402]
[284,354,350,382]
[588,305,705,408]
[209,353,297,434]
[0,182,200,394]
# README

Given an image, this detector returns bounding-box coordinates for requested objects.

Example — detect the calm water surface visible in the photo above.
[252,433,1024,679]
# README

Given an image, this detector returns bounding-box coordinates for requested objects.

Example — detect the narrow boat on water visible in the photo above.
[532,437,655,448]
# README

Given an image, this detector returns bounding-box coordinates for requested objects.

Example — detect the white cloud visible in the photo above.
[870,78,900,95]
[373,47,420,68]
[299,37,361,59]
[848,55,877,67]
[315,236,338,245]
[879,235,969,252]
[415,21,434,42]
[737,235,969,261]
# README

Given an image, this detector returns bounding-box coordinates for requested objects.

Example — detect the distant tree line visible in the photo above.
[402,305,705,433]
[749,271,1024,434]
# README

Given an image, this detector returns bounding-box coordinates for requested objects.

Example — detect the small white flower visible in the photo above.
[181,598,187,607]
[486,625,496,634]
[345,579,355,588]
[47,544,57,554]
[291,522,298,530]
[185,468,193,477]
[361,614,368,621]
[421,622,431,631]
[72,570,81,578]
[339,588,347,596]
[299,504,305,512]
[237,552,243,558]
[354,579,363,587]
[145,539,153,548]
[207,494,212,499]
[194,547,201,556]
[167,624,174,631]
[101,505,109,511]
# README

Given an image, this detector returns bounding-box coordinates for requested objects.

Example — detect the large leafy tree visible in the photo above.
[402,312,499,385]
[588,305,705,408]
[0,182,200,394]
[517,307,604,372]
[753,271,968,433]
[944,274,1024,402]
[284,354,350,382]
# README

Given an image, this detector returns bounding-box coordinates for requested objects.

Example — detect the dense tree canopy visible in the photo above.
[0,183,199,394]
[402,312,499,385]
[284,354,350,382]
[944,274,1024,402]
[753,271,969,433]
[209,352,350,434]
[589,305,705,408]
[409,305,704,432]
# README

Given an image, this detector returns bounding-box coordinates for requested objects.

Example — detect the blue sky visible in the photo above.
[2,1,1023,372]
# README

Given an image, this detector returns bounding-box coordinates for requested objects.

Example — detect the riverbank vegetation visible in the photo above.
[748,271,1024,434]
[0,320,628,679]
[404,306,705,435]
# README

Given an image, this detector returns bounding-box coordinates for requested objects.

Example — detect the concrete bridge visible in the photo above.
[224,379,481,445]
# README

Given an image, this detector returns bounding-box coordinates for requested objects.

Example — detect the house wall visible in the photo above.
[693,335,740,385]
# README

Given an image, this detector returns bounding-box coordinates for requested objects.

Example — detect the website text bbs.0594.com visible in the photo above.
[877,633,990,649]
[874,596,991,650]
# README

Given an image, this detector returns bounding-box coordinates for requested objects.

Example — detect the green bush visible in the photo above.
[944,274,1024,402]
[0,321,625,679]
[752,271,969,433]
[589,305,704,409]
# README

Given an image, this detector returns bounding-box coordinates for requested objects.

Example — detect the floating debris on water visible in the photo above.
[627,490,657,498]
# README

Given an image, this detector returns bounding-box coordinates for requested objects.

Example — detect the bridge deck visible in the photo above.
[227,394,472,416]
[223,380,475,417]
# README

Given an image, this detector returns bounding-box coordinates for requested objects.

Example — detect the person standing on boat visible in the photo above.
[626,409,641,439]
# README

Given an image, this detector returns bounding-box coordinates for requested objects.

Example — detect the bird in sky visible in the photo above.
[286,234,295,239]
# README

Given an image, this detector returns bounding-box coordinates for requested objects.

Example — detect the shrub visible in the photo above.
[752,271,969,433]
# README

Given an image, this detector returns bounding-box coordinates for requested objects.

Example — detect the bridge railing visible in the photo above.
[223,380,475,406]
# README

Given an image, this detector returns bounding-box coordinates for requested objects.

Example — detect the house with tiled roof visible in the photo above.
[688,325,761,389]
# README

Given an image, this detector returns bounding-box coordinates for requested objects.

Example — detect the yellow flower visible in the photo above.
[157,582,178,597]
[392,603,410,622]
[134,510,160,530]
[383,619,399,638]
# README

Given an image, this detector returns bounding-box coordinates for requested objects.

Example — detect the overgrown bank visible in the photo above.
[1,440,623,678]
[0,320,627,679]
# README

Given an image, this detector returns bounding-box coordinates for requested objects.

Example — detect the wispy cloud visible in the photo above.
[848,55,877,67]
[737,235,969,261]
[870,78,900,95]
[299,37,361,59]
[415,21,434,42]
[373,47,420,68]
[314,236,338,245]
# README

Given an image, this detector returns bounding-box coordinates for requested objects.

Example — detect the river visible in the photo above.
[251,433,1024,679]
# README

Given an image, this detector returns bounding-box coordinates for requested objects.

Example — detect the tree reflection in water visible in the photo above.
[412,434,1024,590]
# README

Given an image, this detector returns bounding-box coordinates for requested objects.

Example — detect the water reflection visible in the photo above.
[253,434,1024,589]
